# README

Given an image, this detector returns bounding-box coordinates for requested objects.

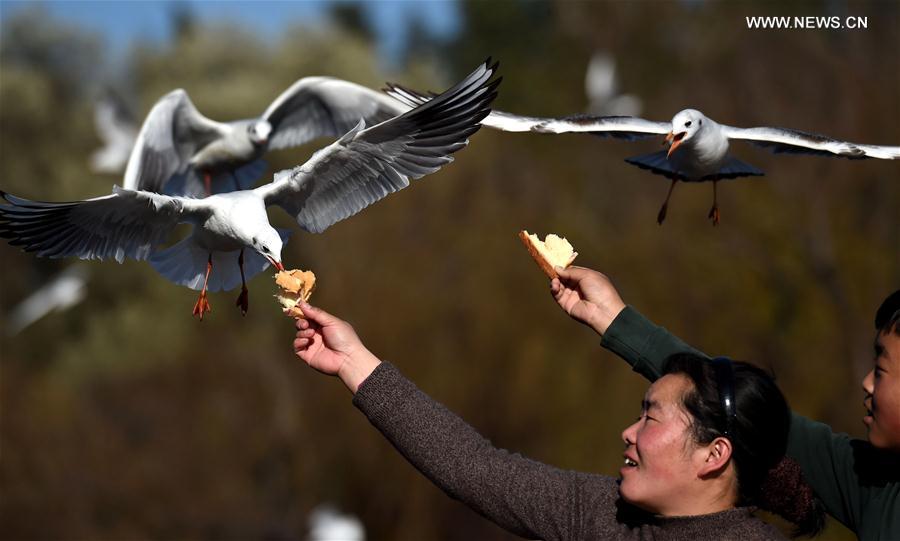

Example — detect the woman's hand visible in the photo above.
[550,266,626,335]
[293,303,381,393]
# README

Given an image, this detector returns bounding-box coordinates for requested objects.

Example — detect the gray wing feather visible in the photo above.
[383,83,664,137]
[384,82,544,133]
[259,60,500,234]
[263,77,408,151]
[723,125,900,159]
[123,89,226,193]
[0,187,199,262]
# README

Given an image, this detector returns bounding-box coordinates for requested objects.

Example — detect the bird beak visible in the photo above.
[268,257,285,272]
[666,132,686,158]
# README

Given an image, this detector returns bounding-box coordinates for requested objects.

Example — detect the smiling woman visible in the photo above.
[292,304,824,540]
[624,354,824,535]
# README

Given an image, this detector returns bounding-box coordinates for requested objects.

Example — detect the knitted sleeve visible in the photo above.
[353,362,616,540]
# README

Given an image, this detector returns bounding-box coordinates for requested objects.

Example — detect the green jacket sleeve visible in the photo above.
[784,413,867,532]
[600,305,705,381]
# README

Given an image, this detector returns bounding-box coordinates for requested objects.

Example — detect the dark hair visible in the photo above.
[662,353,824,537]
[875,289,900,335]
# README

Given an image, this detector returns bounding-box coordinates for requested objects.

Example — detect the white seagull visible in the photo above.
[90,87,139,174]
[307,505,365,541]
[125,73,411,198]
[385,87,900,224]
[1,60,500,320]
[584,51,643,117]
[6,265,90,335]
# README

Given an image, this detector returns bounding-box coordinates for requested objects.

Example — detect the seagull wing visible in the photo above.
[722,125,900,159]
[383,83,663,138]
[533,114,670,140]
[123,89,227,193]
[383,83,546,132]
[0,187,206,262]
[262,77,408,151]
[257,59,500,234]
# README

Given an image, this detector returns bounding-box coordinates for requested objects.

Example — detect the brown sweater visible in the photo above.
[353,362,787,541]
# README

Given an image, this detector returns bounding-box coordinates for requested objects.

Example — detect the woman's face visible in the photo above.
[619,373,709,514]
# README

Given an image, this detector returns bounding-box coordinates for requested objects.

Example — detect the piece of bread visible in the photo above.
[274,269,316,318]
[518,230,578,279]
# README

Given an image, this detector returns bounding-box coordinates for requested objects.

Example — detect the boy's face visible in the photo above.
[862,330,900,452]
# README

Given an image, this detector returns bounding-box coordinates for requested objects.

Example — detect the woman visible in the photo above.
[292,302,821,540]
[552,264,898,539]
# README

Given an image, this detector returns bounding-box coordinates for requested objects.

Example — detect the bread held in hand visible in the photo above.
[518,230,577,279]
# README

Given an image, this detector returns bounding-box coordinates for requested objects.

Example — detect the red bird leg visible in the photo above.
[657,179,677,225]
[708,180,720,226]
[192,254,213,320]
[204,172,212,196]
[235,249,249,316]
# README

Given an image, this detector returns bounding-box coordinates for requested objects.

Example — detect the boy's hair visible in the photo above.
[875,290,900,335]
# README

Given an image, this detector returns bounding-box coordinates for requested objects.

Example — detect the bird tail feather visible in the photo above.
[625,151,764,181]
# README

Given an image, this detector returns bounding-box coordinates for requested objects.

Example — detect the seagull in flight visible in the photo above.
[125,73,411,198]
[90,86,139,174]
[1,60,500,320]
[584,51,642,117]
[385,86,900,224]
[6,265,90,335]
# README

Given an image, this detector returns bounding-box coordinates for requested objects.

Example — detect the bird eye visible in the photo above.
[685,121,692,127]
[699,119,702,125]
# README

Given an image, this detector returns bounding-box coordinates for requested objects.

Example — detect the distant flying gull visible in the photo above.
[6,265,90,335]
[307,505,365,541]
[90,87,139,174]
[584,51,642,117]
[384,86,900,224]
[125,75,412,198]
[536,108,899,224]
[1,60,500,320]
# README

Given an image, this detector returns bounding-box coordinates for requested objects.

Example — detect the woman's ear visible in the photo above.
[697,437,733,478]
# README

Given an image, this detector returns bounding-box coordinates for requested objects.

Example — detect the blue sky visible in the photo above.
[0,1,462,64]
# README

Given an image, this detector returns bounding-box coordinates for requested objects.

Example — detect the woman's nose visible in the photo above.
[622,419,639,445]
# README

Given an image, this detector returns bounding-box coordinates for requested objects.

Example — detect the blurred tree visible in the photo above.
[329,2,375,43]
[1,1,897,540]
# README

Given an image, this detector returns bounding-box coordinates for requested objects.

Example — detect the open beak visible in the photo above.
[666,131,686,158]
[268,257,285,272]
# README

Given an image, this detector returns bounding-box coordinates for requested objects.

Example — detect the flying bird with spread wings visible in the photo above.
[124,71,414,198]
[1,60,500,320]
[385,85,899,225]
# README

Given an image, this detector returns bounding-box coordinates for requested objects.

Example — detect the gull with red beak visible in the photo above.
[1,60,500,319]
[546,107,897,225]
[385,85,900,225]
